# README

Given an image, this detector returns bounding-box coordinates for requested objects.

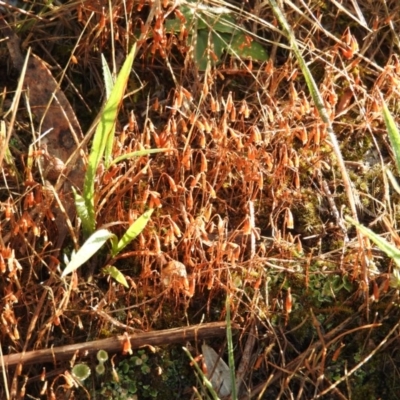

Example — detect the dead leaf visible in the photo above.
[202,344,232,398]
[0,18,86,249]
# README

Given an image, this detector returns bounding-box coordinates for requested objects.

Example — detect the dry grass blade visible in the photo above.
[235,319,256,396]
[0,22,28,172]
[0,338,9,400]
[314,320,400,399]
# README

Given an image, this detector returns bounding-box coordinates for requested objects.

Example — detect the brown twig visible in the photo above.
[1,321,231,369]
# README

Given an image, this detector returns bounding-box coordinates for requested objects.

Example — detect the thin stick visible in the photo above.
[0,338,10,400]
[1,322,230,369]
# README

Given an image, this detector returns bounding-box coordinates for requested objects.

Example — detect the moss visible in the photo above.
[292,189,325,236]
[97,345,195,399]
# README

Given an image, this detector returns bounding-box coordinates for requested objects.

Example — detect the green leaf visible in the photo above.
[102,265,129,288]
[212,31,227,61]
[61,229,116,277]
[165,18,184,33]
[381,97,400,174]
[166,4,267,71]
[345,216,400,268]
[211,14,236,34]
[165,5,193,32]
[228,33,269,61]
[72,188,91,234]
[83,43,137,236]
[112,209,154,257]
[109,148,169,167]
[193,29,268,71]
[101,53,114,99]
[197,13,236,34]
[391,268,400,289]
[165,5,235,34]
[103,43,136,166]
[194,29,210,71]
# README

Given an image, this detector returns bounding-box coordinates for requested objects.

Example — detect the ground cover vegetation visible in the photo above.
[0,0,400,398]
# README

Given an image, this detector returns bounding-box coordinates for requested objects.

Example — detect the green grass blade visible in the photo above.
[72,188,91,234]
[183,347,220,400]
[0,121,18,178]
[103,43,137,165]
[83,43,137,235]
[109,148,169,167]
[102,265,129,288]
[345,216,400,268]
[111,208,154,257]
[386,168,400,194]
[61,229,116,277]
[101,53,114,99]
[268,0,326,122]
[226,296,237,400]
[381,97,400,174]
[268,0,360,225]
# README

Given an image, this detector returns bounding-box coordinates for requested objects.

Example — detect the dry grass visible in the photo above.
[1,0,400,398]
